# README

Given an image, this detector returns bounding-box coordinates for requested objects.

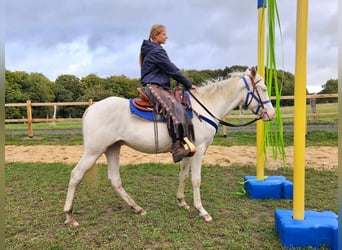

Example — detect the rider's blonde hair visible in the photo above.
[148,24,166,40]
[139,24,166,66]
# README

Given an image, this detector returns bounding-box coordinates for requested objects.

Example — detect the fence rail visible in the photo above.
[5,94,338,137]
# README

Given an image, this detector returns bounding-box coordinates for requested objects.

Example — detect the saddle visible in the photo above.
[132,86,190,112]
[132,88,153,111]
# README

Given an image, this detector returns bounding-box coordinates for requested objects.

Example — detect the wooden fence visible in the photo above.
[5,94,338,137]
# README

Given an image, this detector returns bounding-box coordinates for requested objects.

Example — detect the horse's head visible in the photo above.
[241,67,275,121]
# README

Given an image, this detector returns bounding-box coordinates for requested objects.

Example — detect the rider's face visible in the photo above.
[153,30,167,45]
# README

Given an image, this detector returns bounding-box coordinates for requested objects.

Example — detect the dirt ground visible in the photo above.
[5,145,338,171]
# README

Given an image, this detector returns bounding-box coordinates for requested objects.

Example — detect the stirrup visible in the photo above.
[183,137,196,156]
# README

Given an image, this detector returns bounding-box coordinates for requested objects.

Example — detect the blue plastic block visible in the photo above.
[275,209,338,249]
[283,180,293,199]
[244,176,293,199]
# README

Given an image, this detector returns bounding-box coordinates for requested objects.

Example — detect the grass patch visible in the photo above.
[5,133,83,146]
[5,121,82,130]
[5,130,337,147]
[5,163,337,249]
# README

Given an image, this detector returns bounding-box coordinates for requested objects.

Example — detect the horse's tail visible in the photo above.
[85,164,98,184]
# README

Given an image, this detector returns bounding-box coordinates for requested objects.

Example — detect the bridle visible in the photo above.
[188,74,272,128]
[242,75,272,118]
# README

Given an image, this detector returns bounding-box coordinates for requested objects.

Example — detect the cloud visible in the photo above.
[5,0,338,92]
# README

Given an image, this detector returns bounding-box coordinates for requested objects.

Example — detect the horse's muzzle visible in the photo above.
[261,109,276,121]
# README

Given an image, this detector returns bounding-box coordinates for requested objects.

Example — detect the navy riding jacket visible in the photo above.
[140,40,192,90]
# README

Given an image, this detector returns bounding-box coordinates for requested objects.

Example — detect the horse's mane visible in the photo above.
[195,71,247,98]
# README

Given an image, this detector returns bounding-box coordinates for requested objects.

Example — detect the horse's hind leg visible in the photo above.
[64,152,99,227]
[106,144,146,215]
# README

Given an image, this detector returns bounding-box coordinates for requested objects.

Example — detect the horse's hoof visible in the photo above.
[202,213,213,222]
[178,203,190,210]
[137,209,147,216]
[64,219,80,227]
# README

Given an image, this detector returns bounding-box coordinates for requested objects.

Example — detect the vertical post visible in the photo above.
[26,100,33,138]
[293,0,309,220]
[222,125,227,137]
[52,104,57,126]
[338,0,342,246]
[88,98,93,105]
[256,0,266,180]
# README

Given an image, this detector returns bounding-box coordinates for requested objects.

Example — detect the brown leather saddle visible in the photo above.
[132,88,152,111]
[132,86,190,111]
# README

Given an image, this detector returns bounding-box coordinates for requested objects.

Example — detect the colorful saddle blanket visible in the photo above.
[129,92,193,121]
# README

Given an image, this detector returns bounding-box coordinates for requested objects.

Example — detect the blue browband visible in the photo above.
[242,76,271,115]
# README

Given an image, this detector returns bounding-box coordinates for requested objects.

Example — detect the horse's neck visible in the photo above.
[194,78,244,118]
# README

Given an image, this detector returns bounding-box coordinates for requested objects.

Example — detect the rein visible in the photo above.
[188,75,267,128]
[188,90,261,127]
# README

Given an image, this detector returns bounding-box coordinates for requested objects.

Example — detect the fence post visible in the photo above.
[222,125,227,137]
[52,104,57,126]
[26,100,33,137]
[88,99,93,106]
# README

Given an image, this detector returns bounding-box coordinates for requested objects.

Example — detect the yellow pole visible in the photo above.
[293,0,309,220]
[256,1,266,180]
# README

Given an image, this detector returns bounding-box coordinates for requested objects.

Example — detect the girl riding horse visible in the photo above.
[140,24,197,163]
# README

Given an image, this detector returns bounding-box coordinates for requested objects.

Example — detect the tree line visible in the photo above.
[5,66,337,119]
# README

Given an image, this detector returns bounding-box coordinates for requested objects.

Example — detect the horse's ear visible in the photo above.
[251,67,257,77]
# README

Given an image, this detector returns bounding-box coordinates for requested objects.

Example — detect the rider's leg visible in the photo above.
[145,84,196,162]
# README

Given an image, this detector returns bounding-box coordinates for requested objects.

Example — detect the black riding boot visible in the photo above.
[171,137,196,163]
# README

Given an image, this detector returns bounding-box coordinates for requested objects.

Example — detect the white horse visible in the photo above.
[64,67,275,226]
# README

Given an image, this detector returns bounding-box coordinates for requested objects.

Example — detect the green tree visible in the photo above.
[185,69,223,85]
[318,79,338,103]
[54,75,82,101]
[5,71,55,118]
[5,70,29,118]
[225,65,249,75]
[54,75,85,118]
[320,79,338,94]
[26,73,55,102]
[79,74,110,101]
[104,75,140,98]
[26,73,55,118]
[5,70,30,102]
[265,69,296,106]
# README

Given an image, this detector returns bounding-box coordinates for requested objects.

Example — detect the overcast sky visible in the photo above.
[5,0,338,92]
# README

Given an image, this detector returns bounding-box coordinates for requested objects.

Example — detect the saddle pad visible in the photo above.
[129,92,193,121]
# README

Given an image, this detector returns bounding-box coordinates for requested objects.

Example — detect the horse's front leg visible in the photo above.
[177,158,191,210]
[190,147,213,222]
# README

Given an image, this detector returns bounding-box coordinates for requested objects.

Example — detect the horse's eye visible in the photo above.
[260,87,267,92]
